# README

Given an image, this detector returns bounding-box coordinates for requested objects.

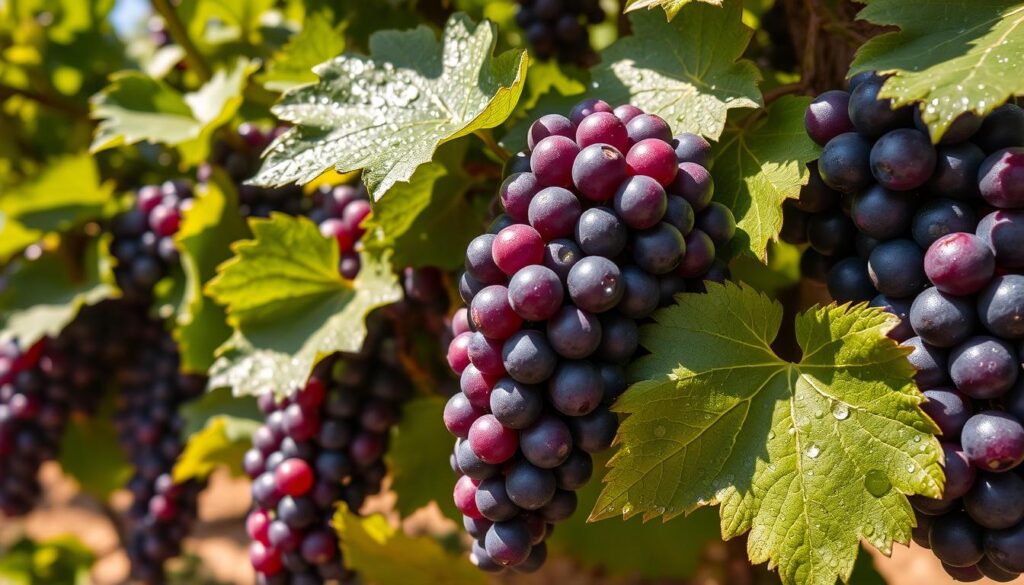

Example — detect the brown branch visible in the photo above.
[763,82,806,104]
[0,83,88,117]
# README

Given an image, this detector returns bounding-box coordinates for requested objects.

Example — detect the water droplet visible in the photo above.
[622,503,634,515]
[813,409,824,419]
[865,469,891,497]
[767,430,776,440]
[913,435,921,443]
[832,403,850,421]
[806,445,821,459]
[907,463,917,473]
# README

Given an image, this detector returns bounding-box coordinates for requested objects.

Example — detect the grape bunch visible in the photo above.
[244,321,412,585]
[446,99,734,573]
[793,74,1024,582]
[0,302,131,517]
[110,180,195,299]
[113,313,207,585]
[514,0,603,67]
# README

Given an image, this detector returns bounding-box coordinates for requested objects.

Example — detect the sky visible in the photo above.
[110,0,151,37]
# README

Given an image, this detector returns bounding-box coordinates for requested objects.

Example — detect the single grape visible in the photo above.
[567,406,617,453]
[671,133,711,167]
[571,144,628,202]
[921,388,971,439]
[903,336,950,389]
[677,229,716,278]
[927,143,985,199]
[530,136,580,188]
[492,224,545,276]
[470,285,523,340]
[548,361,603,416]
[984,522,1024,573]
[507,265,564,322]
[818,132,874,193]
[976,210,1024,269]
[928,511,985,568]
[942,442,978,500]
[476,476,520,522]
[469,415,519,464]
[546,306,601,360]
[625,114,672,143]
[617,265,660,319]
[978,147,1024,209]
[964,472,1024,530]
[574,208,627,258]
[978,557,1021,582]
[848,76,913,138]
[490,378,543,430]
[504,151,532,178]
[695,202,736,248]
[447,332,472,375]
[527,114,574,151]
[461,364,499,410]
[631,223,685,275]
[614,176,668,230]
[567,256,625,313]
[500,173,542,222]
[909,287,977,348]
[454,474,483,519]
[596,313,638,363]
[868,239,927,298]
[465,234,504,284]
[528,187,582,241]
[538,489,577,523]
[626,139,678,186]
[569,99,613,126]
[505,459,557,510]
[868,294,914,341]
[978,275,1024,339]
[851,185,915,240]
[974,103,1024,153]
[274,459,314,497]
[455,438,498,480]
[847,70,879,92]
[613,104,643,125]
[870,128,937,191]
[575,111,629,152]
[805,90,854,145]
[961,411,1024,472]
[542,238,582,282]
[520,415,573,469]
[807,209,857,256]
[949,336,1019,399]
[827,258,877,303]
[669,162,714,212]
[924,233,995,296]
[502,330,557,385]
[553,450,593,490]
[485,519,532,566]
[444,393,483,438]
[468,332,508,376]
[911,198,977,249]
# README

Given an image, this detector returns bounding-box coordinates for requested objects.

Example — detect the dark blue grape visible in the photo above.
[867,239,927,298]
[546,306,601,360]
[505,460,556,510]
[827,258,876,303]
[909,287,977,348]
[575,207,627,257]
[490,378,544,430]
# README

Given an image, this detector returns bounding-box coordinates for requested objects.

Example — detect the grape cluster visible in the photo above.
[514,0,603,67]
[244,322,412,584]
[446,99,734,573]
[0,302,131,517]
[110,180,194,299]
[113,313,207,584]
[792,74,1024,582]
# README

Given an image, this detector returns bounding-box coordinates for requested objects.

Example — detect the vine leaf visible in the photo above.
[90,59,256,165]
[712,96,820,261]
[623,0,723,21]
[592,0,761,140]
[362,141,483,270]
[173,170,248,373]
[387,397,462,522]
[0,238,117,348]
[205,214,402,396]
[59,401,132,500]
[0,535,95,585]
[174,387,262,482]
[0,153,116,264]
[257,11,346,92]
[592,283,944,585]
[852,0,1024,142]
[333,504,488,585]
[250,13,528,199]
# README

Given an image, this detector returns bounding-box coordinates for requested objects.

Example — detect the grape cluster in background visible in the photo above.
[788,73,1024,582]
[445,98,736,573]
[515,0,604,67]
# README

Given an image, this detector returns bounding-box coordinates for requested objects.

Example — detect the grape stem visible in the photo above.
[474,129,511,163]
[150,0,212,83]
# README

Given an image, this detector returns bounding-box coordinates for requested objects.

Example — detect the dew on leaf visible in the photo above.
[805,445,820,459]
[864,469,891,497]
[832,403,849,420]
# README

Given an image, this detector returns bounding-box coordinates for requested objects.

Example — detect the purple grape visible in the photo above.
[979,557,1021,581]
[964,472,1024,530]
[663,195,695,235]
[909,287,977,348]
[614,176,668,230]
[924,233,995,295]
[984,522,1024,573]
[505,460,556,510]
[848,75,913,138]
[530,136,580,188]
[807,210,856,256]
[500,173,542,222]
[805,90,854,145]
[631,223,685,275]
[818,132,873,193]
[470,285,523,340]
[851,185,915,240]
[914,108,983,145]
[869,294,914,341]
[575,112,629,152]
[476,476,520,521]
[927,143,984,199]
[974,104,1024,153]
[929,511,985,568]
[490,378,543,430]
[978,147,1024,209]
[921,388,971,439]
[961,411,1024,472]
[870,129,937,191]
[941,442,977,500]
[625,114,672,143]
[568,99,612,126]
[520,415,573,469]
[566,406,617,453]
[527,114,575,151]
[542,238,582,282]
[468,332,507,377]
[671,133,711,167]
[507,265,564,322]
[566,256,625,313]
[949,336,1019,399]
[574,208,627,258]
[613,104,643,124]
[465,234,504,284]
[695,202,736,247]
[548,361,603,416]
[903,336,950,389]
[492,224,545,276]
[978,275,1024,339]
[546,306,601,359]
[553,450,593,490]
[502,330,557,385]
[867,239,927,298]
[976,210,1024,269]
[484,519,532,566]
[911,198,977,249]
[468,414,519,464]
[571,144,627,201]
[827,258,876,303]
[596,313,638,364]
[528,187,582,241]
[678,229,715,278]
[794,162,841,213]
[626,139,678,187]
[669,162,714,212]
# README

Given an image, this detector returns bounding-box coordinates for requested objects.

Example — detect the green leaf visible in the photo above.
[257,11,346,92]
[712,96,821,261]
[730,241,802,296]
[59,401,132,500]
[333,504,488,585]
[550,454,723,578]
[362,142,482,270]
[387,397,461,522]
[206,214,402,396]
[592,282,944,585]
[0,535,95,585]
[852,1,1024,142]
[0,154,116,263]
[173,171,248,373]
[623,0,724,21]
[0,238,117,348]
[250,13,528,199]
[90,59,256,165]
[592,0,761,140]
[174,387,261,481]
